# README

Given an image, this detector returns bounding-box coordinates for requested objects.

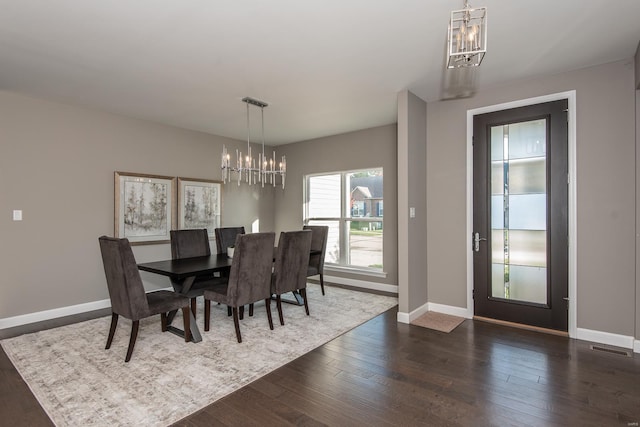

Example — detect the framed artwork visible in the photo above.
[114,172,176,245]
[177,177,221,237]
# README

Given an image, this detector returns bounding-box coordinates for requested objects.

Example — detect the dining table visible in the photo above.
[137,254,233,343]
[137,247,322,341]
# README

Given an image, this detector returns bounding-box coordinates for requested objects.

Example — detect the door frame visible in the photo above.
[466,90,577,337]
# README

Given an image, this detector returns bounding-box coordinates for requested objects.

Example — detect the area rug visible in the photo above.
[1,285,396,427]
[411,311,465,333]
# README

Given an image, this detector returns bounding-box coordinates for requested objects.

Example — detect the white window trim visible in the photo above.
[304,168,384,273]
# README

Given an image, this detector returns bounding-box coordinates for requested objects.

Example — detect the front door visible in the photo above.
[473,100,569,331]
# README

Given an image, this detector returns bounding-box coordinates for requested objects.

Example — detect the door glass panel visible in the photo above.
[491,196,504,229]
[490,120,548,304]
[509,157,546,194]
[509,230,546,267]
[491,229,504,264]
[508,194,546,230]
[508,266,547,304]
[492,263,506,298]
[506,119,546,160]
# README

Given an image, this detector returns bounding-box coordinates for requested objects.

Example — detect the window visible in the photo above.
[304,168,383,271]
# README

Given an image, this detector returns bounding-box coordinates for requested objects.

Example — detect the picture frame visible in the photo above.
[114,172,176,245]
[177,177,221,238]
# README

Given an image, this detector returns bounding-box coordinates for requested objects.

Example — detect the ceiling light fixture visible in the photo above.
[447,1,487,68]
[221,97,286,189]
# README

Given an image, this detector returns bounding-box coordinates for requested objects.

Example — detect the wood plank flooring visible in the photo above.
[1,303,639,426]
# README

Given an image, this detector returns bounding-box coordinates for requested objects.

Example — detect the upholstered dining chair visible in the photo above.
[214,226,246,317]
[303,225,329,295]
[203,232,275,343]
[272,230,313,325]
[214,226,245,255]
[98,236,191,362]
[170,228,216,318]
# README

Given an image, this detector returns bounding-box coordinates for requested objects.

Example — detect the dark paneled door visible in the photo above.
[473,99,569,331]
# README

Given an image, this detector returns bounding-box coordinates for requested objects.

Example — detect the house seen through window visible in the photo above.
[304,168,383,271]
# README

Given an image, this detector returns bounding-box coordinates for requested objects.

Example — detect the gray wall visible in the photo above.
[426,59,637,337]
[397,91,428,313]
[273,124,398,287]
[0,90,273,319]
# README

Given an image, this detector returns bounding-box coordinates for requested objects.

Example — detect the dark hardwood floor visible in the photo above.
[2,301,639,426]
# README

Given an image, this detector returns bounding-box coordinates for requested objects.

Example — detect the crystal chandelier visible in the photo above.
[447,1,487,68]
[221,97,286,189]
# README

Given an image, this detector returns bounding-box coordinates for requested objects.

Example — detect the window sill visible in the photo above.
[324,265,387,279]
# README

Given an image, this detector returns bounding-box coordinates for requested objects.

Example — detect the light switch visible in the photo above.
[409,207,415,218]
[13,210,23,221]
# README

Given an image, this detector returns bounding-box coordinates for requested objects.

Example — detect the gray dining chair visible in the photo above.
[170,229,216,319]
[214,226,245,255]
[98,236,191,362]
[203,232,275,343]
[214,226,247,317]
[303,225,329,295]
[272,230,313,325]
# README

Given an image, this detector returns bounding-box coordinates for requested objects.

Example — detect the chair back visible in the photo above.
[98,236,150,321]
[170,229,211,260]
[303,225,329,273]
[273,230,312,295]
[226,232,275,306]
[214,227,246,255]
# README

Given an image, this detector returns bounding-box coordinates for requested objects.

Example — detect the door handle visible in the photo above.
[473,232,487,252]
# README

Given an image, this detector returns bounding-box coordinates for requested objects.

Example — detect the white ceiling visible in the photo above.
[1,1,639,145]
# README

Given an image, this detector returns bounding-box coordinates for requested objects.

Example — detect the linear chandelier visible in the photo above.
[447,1,487,68]
[221,97,286,189]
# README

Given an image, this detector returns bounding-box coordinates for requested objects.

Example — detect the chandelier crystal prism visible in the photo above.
[221,97,286,189]
[447,1,487,68]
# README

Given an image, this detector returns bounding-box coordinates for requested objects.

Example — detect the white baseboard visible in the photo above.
[427,303,472,319]
[397,302,470,324]
[322,275,398,294]
[0,287,174,330]
[576,328,635,351]
[397,302,429,324]
[0,299,112,330]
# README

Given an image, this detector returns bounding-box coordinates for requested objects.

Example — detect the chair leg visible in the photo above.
[125,320,139,363]
[106,313,118,350]
[276,295,284,326]
[232,307,242,343]
[161,313,168,332]
[249,303,254,317]
[204,299,211,332]
[191,298,197,320]
[265,298,274,330]
[320,274,325,296]
[239,305,244,320]
[227,306,232,316]
[182,306,191,342]
[301,288,310,316]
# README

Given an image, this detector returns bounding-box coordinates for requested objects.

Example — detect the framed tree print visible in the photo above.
[177,177,221,237]
[114,172,176,244]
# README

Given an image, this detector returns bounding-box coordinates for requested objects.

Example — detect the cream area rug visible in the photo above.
[1,285,397,427]
[411,311,465,333]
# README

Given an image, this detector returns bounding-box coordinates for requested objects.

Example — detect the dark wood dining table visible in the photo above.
[138,248,321,341]
[138,254,233,343]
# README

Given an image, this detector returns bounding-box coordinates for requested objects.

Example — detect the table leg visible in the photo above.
[166,276,202,343]
[277,291,304,306]
[166,310,202,343]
